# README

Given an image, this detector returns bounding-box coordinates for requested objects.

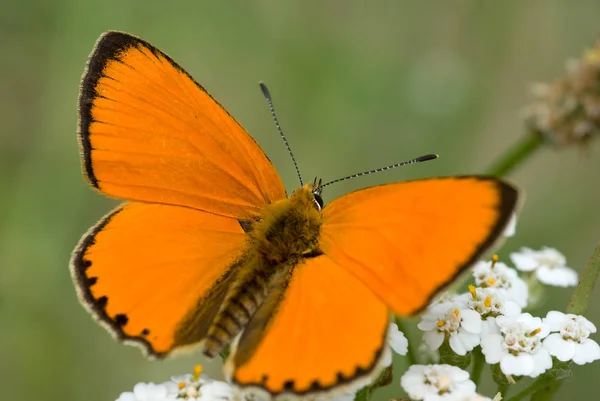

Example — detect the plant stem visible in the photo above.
[470,348,486,387]
[485,130,545,177]
[395,317,418,366]
[530,380,562,401]
[566,243,600,315]
[504,376,549,401]
[497,383,509,399]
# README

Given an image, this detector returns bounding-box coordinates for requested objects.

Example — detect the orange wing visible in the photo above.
[320,176,518,316]
[70,202,246,357]
[227,254,390,396]
[78,31,286,219]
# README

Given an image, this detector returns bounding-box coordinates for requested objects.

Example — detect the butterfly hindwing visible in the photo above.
[227,254,390,397]
[70,202,247,356]
[320,176,518,316]
[78,31,286,220]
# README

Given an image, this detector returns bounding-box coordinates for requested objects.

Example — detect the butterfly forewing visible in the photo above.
[320,176,518,316]
[78,31,286,220]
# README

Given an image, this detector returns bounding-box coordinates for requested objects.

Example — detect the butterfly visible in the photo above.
[71,31,518,398]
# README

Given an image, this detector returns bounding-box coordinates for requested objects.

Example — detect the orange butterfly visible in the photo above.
[71,31,518,398]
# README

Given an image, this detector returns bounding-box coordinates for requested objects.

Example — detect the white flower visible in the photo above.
[382,322,409,366]
[458,286,521,320]
[199,381,237,401]
[503,213,517,237]
[389,322,409,355]
[472,260,529,308]
[115,382,177,401]
[480,313,552,378]
[418,299,482,355]
[400,364,476,401]
[543,311,600,365]
[510,247,578,287]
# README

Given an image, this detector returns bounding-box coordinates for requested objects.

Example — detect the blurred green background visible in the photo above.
[2,1,600,400]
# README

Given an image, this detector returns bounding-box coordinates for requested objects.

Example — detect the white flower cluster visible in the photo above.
[417,250,600,379]
[400,364,495,401]
[115,365,238,401]
[115,323,410,401]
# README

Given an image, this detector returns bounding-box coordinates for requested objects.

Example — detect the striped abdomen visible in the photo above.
[203,265,270,357]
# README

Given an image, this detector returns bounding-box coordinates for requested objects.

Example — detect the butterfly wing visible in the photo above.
[320,176,518,315]
[227,254,390,396]
[78,31,286,220]
[70,202,247,357]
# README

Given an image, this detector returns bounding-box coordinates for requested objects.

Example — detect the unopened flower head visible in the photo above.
[481,313,552,378]
[525,41,600,147]
[418,298,482,356]
[543,311,600,365]
[472,259,529,308]
[400,364,476,401]
[510,247,578,287]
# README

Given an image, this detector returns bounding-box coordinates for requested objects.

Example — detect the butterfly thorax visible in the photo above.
[203,185,323,357]
[251,184,323,265]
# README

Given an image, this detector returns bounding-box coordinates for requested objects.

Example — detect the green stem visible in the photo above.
[530,380,562,401]
[504,376,550,401]
[470,348,485,387]
[485,130,545,177]
[566,243,600,315]
[395,317,418,366]
[497,383,510,399]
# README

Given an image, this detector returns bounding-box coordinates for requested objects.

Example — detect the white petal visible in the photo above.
[543,311,567,331]
[449,334,468,355]
[200,381,236,400]
[388,324,409,355]
[500,354,534,376]
[481,318,501,336]
[480,334,505,363]
[509,278,529,308]
[116,393,138,401]
[454,379,477,396]
[536,266,578,287]
[502,301,522,317]
[573,339,600,365]
[418,317,438,331]
[400,366,430,399]
[503,213,517,237]
[424,330,445,351]
[543,334,575,361]
[133,383,170,399]
[457,330,481,352]
[510,249,538,272]
[530,349,553,377]
[381,347,392,367]
[460,310,483,333]
[540,247,566,264]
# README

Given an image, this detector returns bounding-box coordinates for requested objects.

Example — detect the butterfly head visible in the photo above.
[306,177,324,211]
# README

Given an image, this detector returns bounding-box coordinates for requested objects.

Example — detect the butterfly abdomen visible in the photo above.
[204,258,271,357]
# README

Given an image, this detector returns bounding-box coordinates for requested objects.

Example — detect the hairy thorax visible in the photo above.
[251,184,323,266]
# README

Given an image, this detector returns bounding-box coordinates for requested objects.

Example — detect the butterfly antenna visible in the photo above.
[317,153,439,191]
[260,82,303,186]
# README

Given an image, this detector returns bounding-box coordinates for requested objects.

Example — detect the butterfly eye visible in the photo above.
[313,193,324,211]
